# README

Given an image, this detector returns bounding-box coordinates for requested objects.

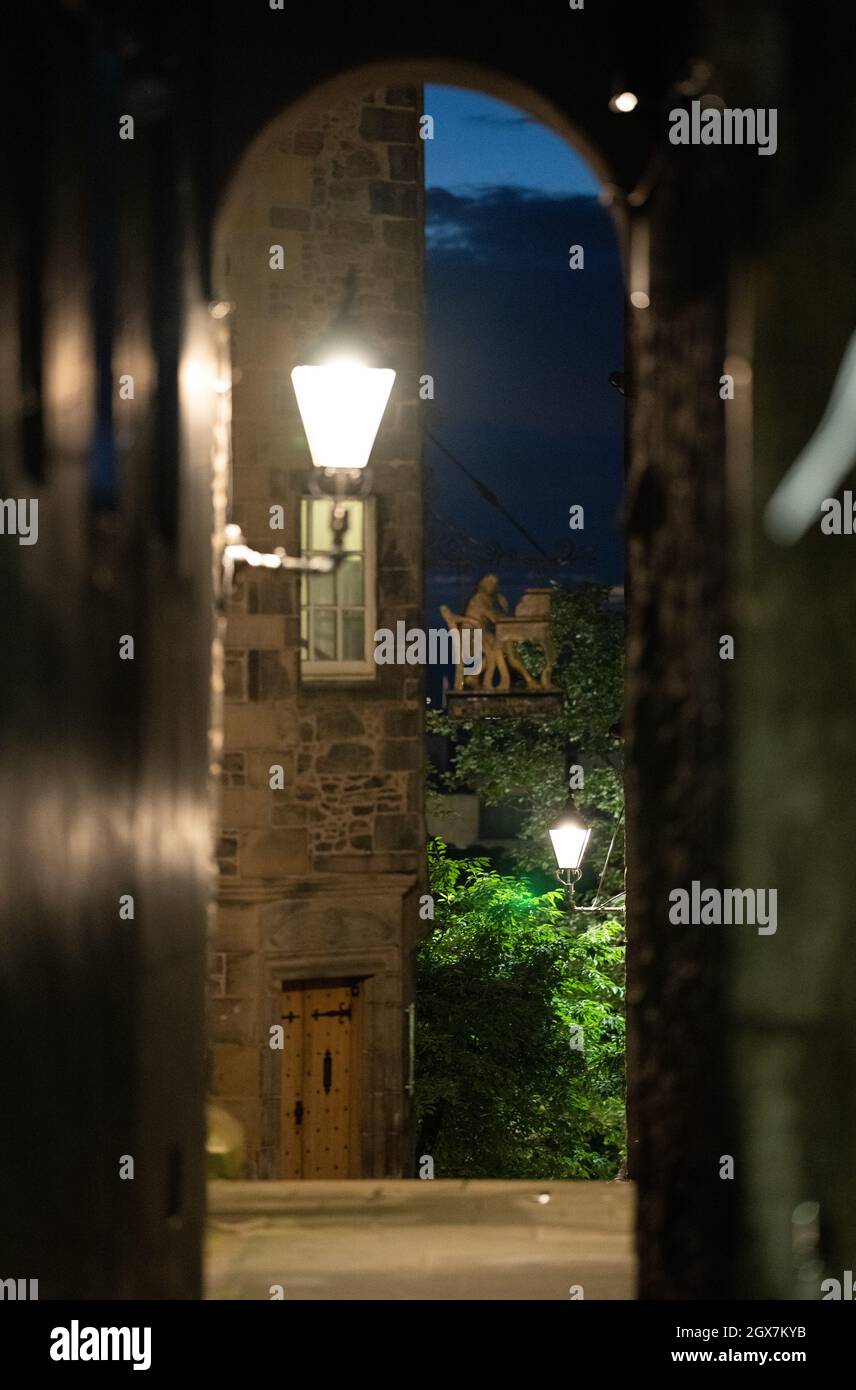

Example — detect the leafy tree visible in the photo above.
[427,583,624,892]
[415,840,625,1178]
[417,584,626,1176]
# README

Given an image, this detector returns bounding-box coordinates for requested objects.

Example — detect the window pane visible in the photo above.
[303,497,364,552]
[299,497,371,672]
[310,499,335,552]
[342,611,365,661]
[337,555,363,606]
[308,569,335,606]
[341,499,363,552]
[312,610,337,661]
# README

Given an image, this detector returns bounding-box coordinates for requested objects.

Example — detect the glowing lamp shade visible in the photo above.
[291,359,395,471]
[549,818,592,872]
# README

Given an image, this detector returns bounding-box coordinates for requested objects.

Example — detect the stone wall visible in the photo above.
[211,84,426,1177]
[625,140,736,1297]
[0,4,214,1297]
[719,2,856,1297]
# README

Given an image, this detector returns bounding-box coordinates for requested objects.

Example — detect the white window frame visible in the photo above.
[299,495,377,681]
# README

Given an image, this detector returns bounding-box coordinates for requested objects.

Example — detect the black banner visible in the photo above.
[1,1298,849,1377]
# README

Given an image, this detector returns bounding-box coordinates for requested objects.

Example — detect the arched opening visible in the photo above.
[10,0,856,1316]
[207,60,631,1293]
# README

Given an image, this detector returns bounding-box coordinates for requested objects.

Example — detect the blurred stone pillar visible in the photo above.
[625,137,737,1297]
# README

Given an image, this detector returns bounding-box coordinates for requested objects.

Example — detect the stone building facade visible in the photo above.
[210,86,426,1178]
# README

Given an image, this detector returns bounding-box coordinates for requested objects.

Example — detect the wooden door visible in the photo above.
[280,978,361,1178]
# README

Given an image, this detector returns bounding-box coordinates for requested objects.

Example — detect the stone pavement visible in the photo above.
[206,1179,635,1300]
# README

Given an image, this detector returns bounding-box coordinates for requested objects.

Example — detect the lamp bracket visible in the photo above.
[220,523,344,598]
[307,466,373,500]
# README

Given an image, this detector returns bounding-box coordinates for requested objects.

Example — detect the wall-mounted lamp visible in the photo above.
[223,268,394,586]
[291,358,395,475]
[549,802,593,889]
[291,267,394,543]
[549,799,625,916]
[292,351,394,546]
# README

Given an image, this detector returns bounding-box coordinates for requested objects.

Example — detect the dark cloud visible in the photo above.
[462,112,534,128]
[424,185,625,586]
[426,186,617,269]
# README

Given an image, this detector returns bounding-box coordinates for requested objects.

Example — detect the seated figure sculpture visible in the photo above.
[441,573,549,692]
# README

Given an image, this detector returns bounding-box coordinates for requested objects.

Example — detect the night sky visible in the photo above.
[422,85,625,636]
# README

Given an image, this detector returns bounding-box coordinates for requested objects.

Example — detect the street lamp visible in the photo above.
[291,353,393,549]
[549,801,626,915]
[290,267,394,545]
[549,803,592,890]
[291,357,395,475]
[222,269,394,583]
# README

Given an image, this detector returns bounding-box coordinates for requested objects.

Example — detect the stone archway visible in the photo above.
[209,61,628,1186]
[13,0,856,1307]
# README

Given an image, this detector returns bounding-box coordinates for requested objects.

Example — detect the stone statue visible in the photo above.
[441,575,556,692]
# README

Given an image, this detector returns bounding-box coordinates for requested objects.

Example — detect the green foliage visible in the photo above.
[418,585,626,1176]
[415,840,625,1179]
[427,584,624,884]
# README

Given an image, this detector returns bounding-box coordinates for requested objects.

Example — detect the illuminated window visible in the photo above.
[299,496,376,679]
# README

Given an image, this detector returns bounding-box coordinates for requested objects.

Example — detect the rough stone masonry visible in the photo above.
[210,83,427,1179]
